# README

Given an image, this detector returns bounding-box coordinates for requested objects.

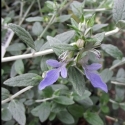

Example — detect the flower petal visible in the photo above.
[85,63,102,71]
[60,65,67,78]
[46,59,61,68]
[84,69,108,93]
[38,69,60,90]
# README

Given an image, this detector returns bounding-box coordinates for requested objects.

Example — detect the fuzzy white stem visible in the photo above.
[2,28,119,62]
[2,86,33,104]
[2,49,54,62]
[105,27,119,36]
[84,8,110,12]
[111,81,125,86]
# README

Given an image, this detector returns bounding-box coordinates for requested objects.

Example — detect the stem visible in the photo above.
[19,1,35,26]
[2,0,10,10]
[35,97,56,103]
[2,49,53,62]
[105,115,118,122]
[109,99,125,106]
[105,27,119,36]
[37,13,56,40]
[2,28,119,62]
[111,81,125,86]
[2,86,33,104]
[37,0,42,16]
[109,58,125,70]
[19,0,24,24]
[83,8,111,12]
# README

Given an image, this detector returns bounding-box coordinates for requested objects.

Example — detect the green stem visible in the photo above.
[2,0,10,10]
[37,0,42,16]
[19,1,35,26]
[37,12,57,40]
[19,0,24,24]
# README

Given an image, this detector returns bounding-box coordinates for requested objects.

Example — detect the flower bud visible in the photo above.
[76,39,85,48]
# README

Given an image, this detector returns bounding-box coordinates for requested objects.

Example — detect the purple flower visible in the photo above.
[39,59,67,90]
[83,63,108,93]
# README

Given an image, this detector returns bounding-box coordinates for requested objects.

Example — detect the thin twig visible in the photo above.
[37,0,42,16]
[19,0,24,24]
[109,99,125,106]
[105,115,118,122]
[19,1,35,26]
[83,8,111,12]
[35,97,56,103]
[2,86,33,104]
[111,81,125,86]
[2,49,54,62]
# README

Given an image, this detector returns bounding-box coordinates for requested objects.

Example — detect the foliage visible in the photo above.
[1,0,125,125]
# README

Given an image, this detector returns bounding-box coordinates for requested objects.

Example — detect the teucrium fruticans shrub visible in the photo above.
[2,0,125,125]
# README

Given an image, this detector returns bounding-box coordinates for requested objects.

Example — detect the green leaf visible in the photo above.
[58,15,71,22]
[92,24,108,32]
[84,112,104,125]
[67,104,84,117]
[2,88,10,100]
[113,0,125,23]
[34,39,44,51]
[6,43,26,51]
[116,20,125,29]
[115,86,125,102]
[101,105,109,113]
[14,59,24,75]
[73,90,91,100]
[93,32,105,46]
[57,110,75,124]
[112,103,119,110]
[25,16,43,22]
[49,112,56,121]
[101,44,123,59]
[76,97,93,107]
[32,22,43,36]
[71,18,78,28]
[47,36,77,56]
[55,30,75,43]
[70,1,83,16]
[116,68,125,82]
[51,102,66,113]
[31,102,51,122]
[100,69,113,83]
[87,14,95,27]
[120,104,125,111]
[100,93,109,105]
[2,108,12,121]
[8,23,35,50]
[54,96,74,105]
[68,67,86,96]
[117,68,125,78]
[8,100,26,125]
[10,62,17,77]
[4,73,42,87]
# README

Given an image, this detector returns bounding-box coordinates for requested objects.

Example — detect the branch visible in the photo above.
[83,8,111,12]
[111,81,125,86]
[105,27,119,36]
[2,28,119,62]
[2,86,33,104]
[2,49,53,62]
[35,97,56,103]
